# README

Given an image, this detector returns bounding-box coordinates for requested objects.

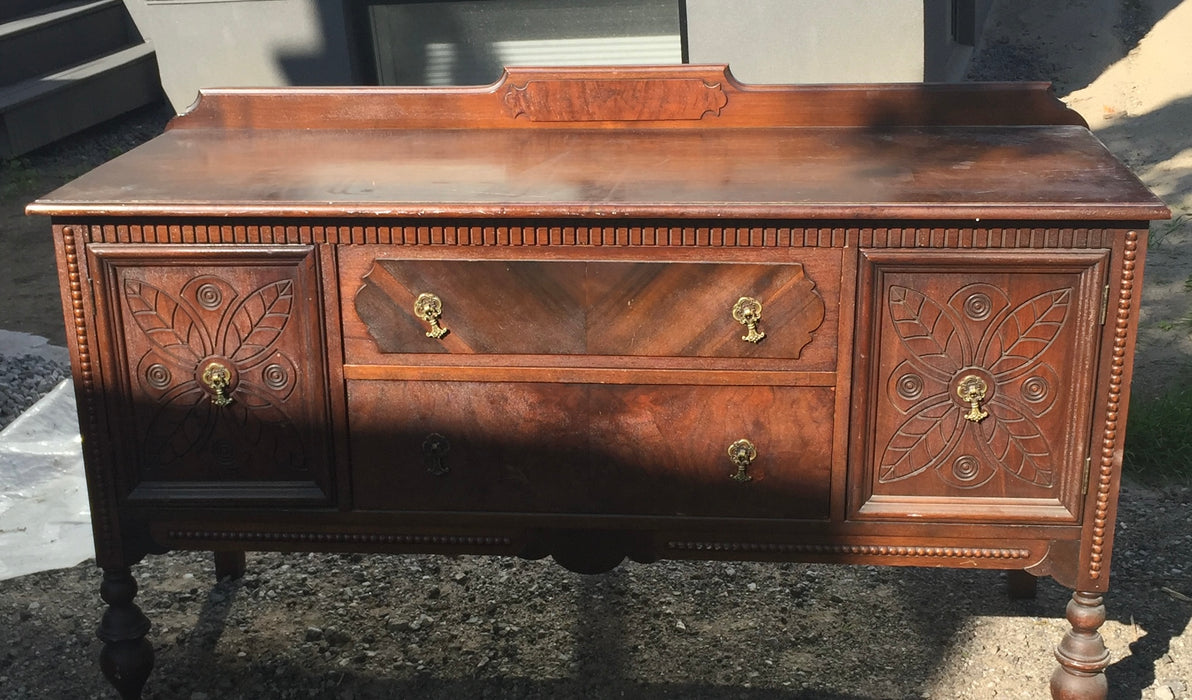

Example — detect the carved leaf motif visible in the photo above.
[223,280,294,365]
[879,400,962,482]
[888,286,964,379]
[221,385,308,473]
[124,279,206,364]
[979,402,1054,487]
[142,384,214,468]
[984,289,1071,379]
[142,384,307,476]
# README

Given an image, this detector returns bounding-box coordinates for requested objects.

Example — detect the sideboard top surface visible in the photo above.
[28,66,1169,222]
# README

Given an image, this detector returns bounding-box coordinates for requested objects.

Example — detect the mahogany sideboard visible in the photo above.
[27,66,1169,699]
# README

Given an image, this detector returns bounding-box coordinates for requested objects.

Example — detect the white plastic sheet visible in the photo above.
[0,379,92,580]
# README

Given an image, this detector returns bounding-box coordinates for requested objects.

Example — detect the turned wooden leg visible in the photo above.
[213,550,246,581]
[97,568,154,700]
[1007,569,1039,599]
[1051,590,1109,700]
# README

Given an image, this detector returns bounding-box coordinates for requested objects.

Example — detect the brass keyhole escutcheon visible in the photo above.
[423,433,450,476]
[728,438,757,483]
[732,297,766,344]
[414,292,449,339]
[201,362,233,407]
[957,375,989,423]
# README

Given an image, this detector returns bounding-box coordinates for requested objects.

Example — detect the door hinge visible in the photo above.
[1082,456,1092,495]
[1100,284,1110,325]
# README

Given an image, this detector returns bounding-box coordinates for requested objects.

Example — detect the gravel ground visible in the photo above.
[1,481,1190,699]
[3,1,1192,698]
[0,353,68,430]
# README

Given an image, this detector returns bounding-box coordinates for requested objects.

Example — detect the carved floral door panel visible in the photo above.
[853,249,1109,523]
[90,245,333,503]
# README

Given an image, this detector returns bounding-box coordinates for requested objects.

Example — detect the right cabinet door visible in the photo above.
[852,249,1109,523]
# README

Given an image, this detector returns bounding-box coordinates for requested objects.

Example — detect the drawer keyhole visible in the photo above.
[423,433,451,476]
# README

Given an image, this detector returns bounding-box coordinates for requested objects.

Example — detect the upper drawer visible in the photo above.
[340,248,840,368]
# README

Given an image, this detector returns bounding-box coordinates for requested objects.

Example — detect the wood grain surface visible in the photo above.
[29,125,1166,220]
[347,257,832,362]
[349,380,833,519]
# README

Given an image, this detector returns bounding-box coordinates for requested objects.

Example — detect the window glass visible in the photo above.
[365,0,683,85]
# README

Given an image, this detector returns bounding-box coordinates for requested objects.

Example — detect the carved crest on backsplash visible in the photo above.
[122,274,307,476]
[879,283,1071,490]
[502,78,728,122]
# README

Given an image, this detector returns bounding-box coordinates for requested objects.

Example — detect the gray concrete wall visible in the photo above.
[686,0,993,84]
[684,0,927,83]
[123,0,354,112]
[128,0,993,113]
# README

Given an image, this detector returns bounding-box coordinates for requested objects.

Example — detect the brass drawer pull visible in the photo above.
[728,438,757,482]
[957,375,990,423]
[732,296,766,344]
[414,292,449,339]
[201,361,233,407]
[423,433,450,476]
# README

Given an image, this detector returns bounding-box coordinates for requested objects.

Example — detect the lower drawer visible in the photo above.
[348,380,833,519]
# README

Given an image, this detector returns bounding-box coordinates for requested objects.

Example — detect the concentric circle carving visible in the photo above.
[262,363,290,391]
[1022,375,1050,403]
[196,283,223,310]
[963,292,993,320]
[952,455,981,482]
[896,372,924,400]
[144,363,172,390]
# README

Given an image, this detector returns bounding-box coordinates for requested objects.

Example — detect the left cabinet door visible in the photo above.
[89,245,334,504]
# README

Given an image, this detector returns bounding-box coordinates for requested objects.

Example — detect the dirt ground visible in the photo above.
[1,0,1191,698]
